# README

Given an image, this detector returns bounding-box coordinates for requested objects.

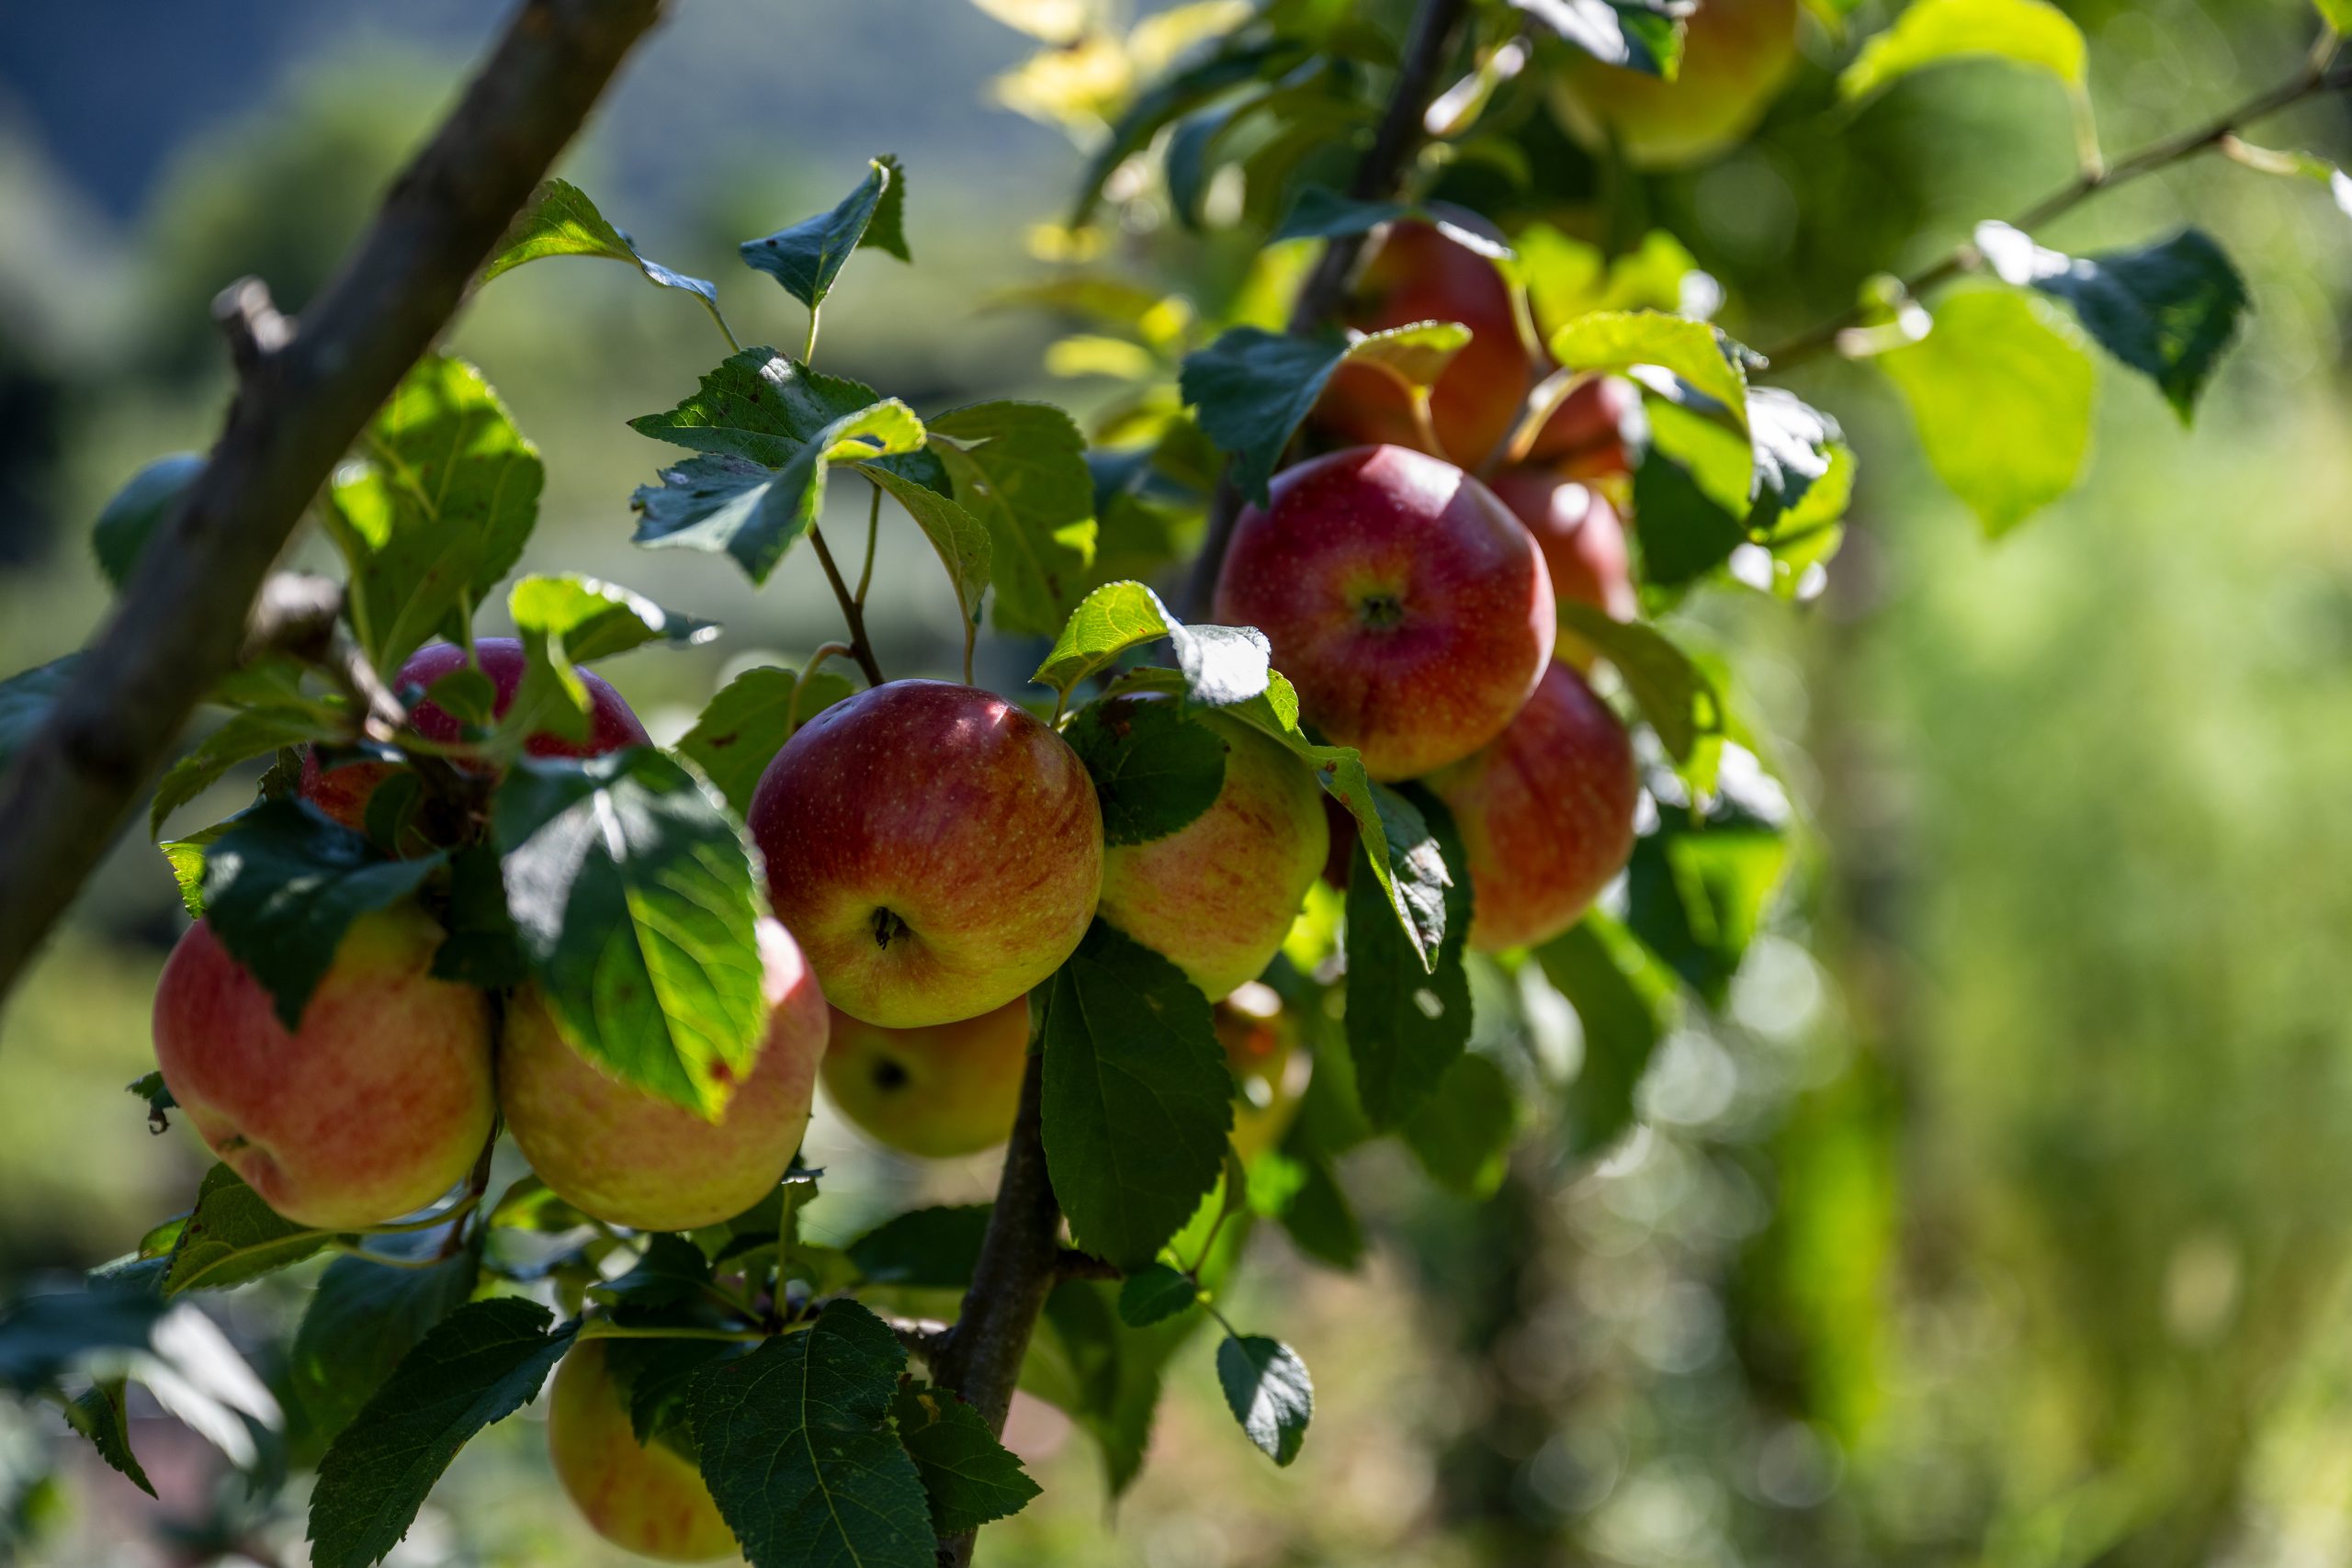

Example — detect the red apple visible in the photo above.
[1095,698,1329,1000]
[301,637,650,829]
[1524,375,1638,474]
[1548,0,1802,170]
[749,680,1102,1029]
[548,1338,734,1562]
[1314,220,1533,470]
[1487,467,1637,670]
[151,905,494,1229]
[820,996,1030,1158]
[1429,660,1638,952]
[1213,445,1555,782]
[500,919,829,1232]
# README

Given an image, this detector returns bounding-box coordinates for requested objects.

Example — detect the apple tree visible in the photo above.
[1,0,2346,1563]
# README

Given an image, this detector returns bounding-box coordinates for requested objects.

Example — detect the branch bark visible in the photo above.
[1180,0,1471,619]
[0,0,666,1012]
[1760,56,2349,368]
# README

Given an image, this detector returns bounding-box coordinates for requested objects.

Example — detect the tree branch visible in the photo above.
[929,1043,1060,1568]
[1761,57,2348,368]
[0,0,665,1014]
[1180,0,1471,619]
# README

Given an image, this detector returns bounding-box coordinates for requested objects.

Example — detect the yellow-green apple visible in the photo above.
[1213,445,1555,781]
[1093,696,1329,1000]
[1547,0,1801,170]
[1313,220,1532,469]
[750,680,1102,1028]
[499,919,829,1232]
[150,904,494,1228]
[301,637,650,829]
[1216,981,1308,1164]
[1487,467,1636,669]
[547,1338,734,1562]
[1429,660,1638,952]
[820,996,1031,1158]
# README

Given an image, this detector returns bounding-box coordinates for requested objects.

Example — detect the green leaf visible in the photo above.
[481,178,723,318]
[0,654,76,775]
[688,1300,932,1568]
[2321,0,2352,29]
[160,822,230,920]
[859,461,993,634]
[630,349,894,468]
[1042,922,1235,1269]
[1072,41,1304,225]
[928,400,1098,637]
[843,1204,993,1289]
[739,154,910,310]
[502,573,717,746]
[292,1248,481,1446]
[492,750,767,1117]
[1106,666,1452,970]
[676,665,855,819]
[1512,0,1684,73]
[1975,223,2248,423]
[892,1382,1042,1535]
[1269,187,1411,243]
[150,705,345,838]
[1116,1263,1198,1326]
[307,1299,576,1568]
[1536,913,1672,1157]
[322,355,542,674]
[64,1379,155,1496]
[634,399,925,584]
[1031,581,1272,707]
[1216,1335,1312,1465]
[1878,287,2095,537]
[428,844,526,989]
[1270,1151,1364,1270]
[164,1163,331,1293]
[1627,757,1792,1008]
[1555,604,1723,773]
[1179,322,1471,503]
[1064,695,1226,846]
[1550,310,1749,430]
[1841,0,2086,100]
[127,1071,177,1129]
[604,1337,741,1453]
[0,1289,169,1393]
[1401,1051,1519,1198]
[92,453,205,591]
[588,1235,713,1310]
[1343,790,1474,1129]
[199,800,447,1031]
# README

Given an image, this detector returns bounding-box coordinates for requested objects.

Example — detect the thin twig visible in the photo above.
[1762,56,2349,368]
[807,525,887,685]
[1181,0,1471,619]
[0,0,665,1015]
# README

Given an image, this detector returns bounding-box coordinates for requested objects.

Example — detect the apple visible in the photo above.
[1487,467,1637,670]
[500,919,830,1232]
[301,637,650,829]
[749,679,1103,1029]
[1428,660,1638,952]
[547,1338,734,1563]
[1094,697,1329,1001]
[1524,375,1638,475]
[1216,982,1308,1164]
[1313,219,1532,470]
[820,995,1031,1158]
[1213,445,1555,782]
[150,904,494,1229]
[1547,0,1801,170]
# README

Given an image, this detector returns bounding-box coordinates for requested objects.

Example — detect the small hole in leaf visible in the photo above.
[1412,988,1443,1019]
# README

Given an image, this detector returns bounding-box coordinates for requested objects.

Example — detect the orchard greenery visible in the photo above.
[3,0,2348,1563]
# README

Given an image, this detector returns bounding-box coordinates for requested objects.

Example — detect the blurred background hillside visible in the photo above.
[4,1,2352,1564]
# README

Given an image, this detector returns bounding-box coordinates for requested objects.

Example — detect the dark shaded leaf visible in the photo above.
[676,665,854,819]
[843,1204,993,1290]
[1216,1335,1312,1464]
[739,154,910,310]
[93,453,205,591]
[164,1164,330,1293]
[291,1248,481,1446]
[1116,1263,1198,1326]
[1343,788,1473,1129]
[893,1381,1041,1535]
[1065,695,1226,846]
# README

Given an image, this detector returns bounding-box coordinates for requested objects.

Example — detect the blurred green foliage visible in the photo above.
[4,0,2352,1562]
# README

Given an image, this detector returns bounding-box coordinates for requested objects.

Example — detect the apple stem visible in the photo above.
[805,525,888,685]
[855,481,881,606]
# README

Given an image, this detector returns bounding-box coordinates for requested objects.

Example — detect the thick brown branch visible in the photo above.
[1762,58,2348,368]
[1181,0,1470,619]
[929,1045,1060,1568]
[0,0,664,1012]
